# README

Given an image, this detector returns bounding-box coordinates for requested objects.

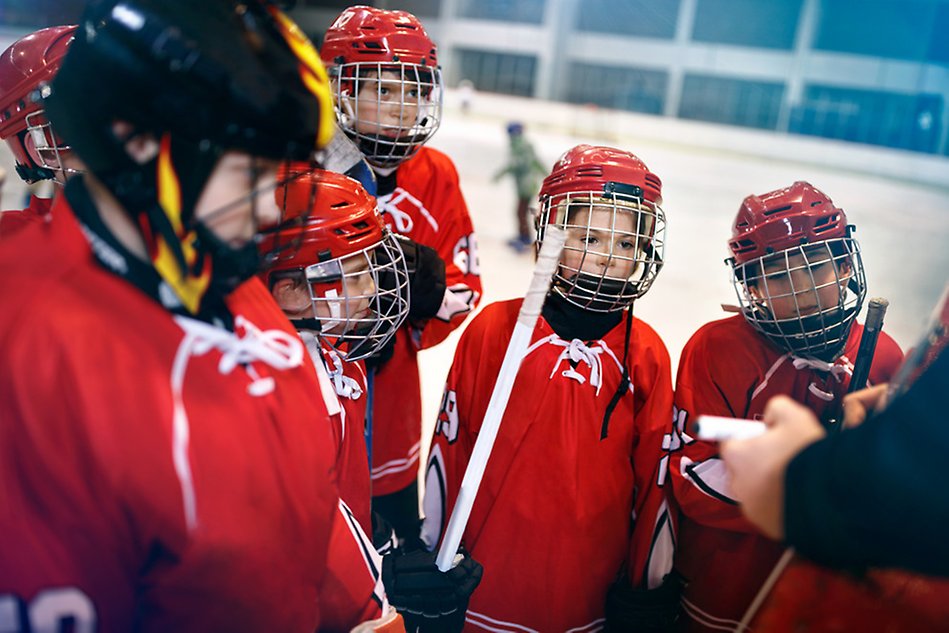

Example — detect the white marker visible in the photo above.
[695,415,767,441]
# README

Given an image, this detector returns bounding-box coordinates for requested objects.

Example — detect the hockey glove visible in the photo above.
[382,547,483,633]
[604,572,684,632]
[395,235,447,322]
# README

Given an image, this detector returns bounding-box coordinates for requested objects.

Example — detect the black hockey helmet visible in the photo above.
[45,0,335,316]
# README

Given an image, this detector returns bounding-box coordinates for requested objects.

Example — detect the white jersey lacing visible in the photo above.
[524,334,630,397]
[170,315,304,531]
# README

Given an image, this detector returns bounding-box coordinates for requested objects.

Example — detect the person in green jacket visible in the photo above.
[493,121,547,253]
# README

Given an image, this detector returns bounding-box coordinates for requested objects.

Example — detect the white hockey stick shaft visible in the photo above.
[435,227,566,572]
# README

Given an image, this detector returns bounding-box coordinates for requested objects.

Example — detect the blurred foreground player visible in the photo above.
[0,1,407,631]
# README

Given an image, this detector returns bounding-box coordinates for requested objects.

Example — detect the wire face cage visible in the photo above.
[538,187,666,313]
[731,236,867,361]
[24,107,77,181]
[332,61,443,168]
[304,229,410,360]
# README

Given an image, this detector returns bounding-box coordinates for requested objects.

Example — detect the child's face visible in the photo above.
[750,245,852,321]
[274,255,376,334]
[561,205,641,280]
[349,69,423,138]
[194,152,282,246]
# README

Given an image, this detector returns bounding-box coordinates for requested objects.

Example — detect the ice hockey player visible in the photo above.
[321,5,482,541]
[667,181,904,631]
[260,166,411,534]
[262,167,483,633]
[421,144,681,632]
[0,0,414,630]
[0,25,79,233]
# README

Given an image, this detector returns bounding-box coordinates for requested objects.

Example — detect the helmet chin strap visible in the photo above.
[289,317,323,332]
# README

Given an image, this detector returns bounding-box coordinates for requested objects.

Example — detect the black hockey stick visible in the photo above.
[824,297,888,434]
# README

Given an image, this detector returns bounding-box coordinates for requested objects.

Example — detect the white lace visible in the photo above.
[376,188,439,234]
[169,315,305,530]
[791,355,852,402]
[324,347,364,401]
[526,334,627,396]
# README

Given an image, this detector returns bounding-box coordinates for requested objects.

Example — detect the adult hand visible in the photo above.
[842,383,888,428]
[721,396,826,540]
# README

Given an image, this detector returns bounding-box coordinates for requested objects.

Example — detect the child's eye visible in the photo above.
[618,239,636,250]
[581,236,599,246]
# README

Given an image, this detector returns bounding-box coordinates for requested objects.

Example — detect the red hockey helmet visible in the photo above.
[0,25,76,183]
[536,145,666,312]
[320,6,442,168]
[261,168,409,360]
[727,182,866,361]
[729,181,850,264]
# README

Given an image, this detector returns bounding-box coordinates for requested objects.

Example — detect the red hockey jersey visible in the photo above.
[371,146,482,495]
[668,314,903,632]
[0,194,54,237]
[305,332,373,533]
[422,299,675,632]
[0,199,384,632]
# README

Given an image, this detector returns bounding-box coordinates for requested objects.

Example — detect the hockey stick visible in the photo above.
[823,297,889,434]
[734,297,889,631]
[435,227,567,572]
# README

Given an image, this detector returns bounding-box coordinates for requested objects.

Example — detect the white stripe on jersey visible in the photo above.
[679,456,736,503]
[565,618,605,632]
[421,444,447,550]
[465,610,540,633]
[338,498,388,611]
[749,354,791,403]
[681,596,744,631]
[370,441,421,480]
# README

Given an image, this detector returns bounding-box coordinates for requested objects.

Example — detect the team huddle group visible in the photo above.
[0,1,942,632]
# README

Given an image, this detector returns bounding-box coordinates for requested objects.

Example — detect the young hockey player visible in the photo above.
[262,167,483,633]
[321,6,482,540]
[0,25,79,233]
[260,167,411,533]
[421,145,679,632]
[0,1,414,631]
[668,181,904,632]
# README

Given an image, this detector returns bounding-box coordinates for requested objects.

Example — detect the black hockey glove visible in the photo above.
[396,235,446,322]
[382,547,483,633]
[371,511,399,556]
[604,572,684,632]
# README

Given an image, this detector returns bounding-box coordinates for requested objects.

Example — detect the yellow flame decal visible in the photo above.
[269,7,335,150]
[154,134,211,314]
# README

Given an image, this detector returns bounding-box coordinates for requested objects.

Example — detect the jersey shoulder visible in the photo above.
[462,299,519,342]
[399,146,461,185]
[677,314,777,385]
